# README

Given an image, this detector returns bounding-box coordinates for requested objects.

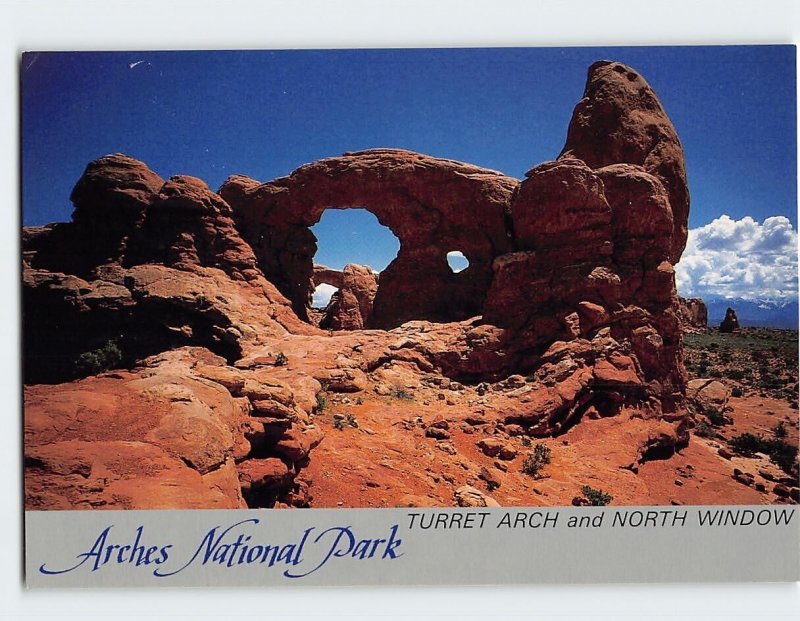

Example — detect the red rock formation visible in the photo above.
[23,60,698,511]
[719,307,741,333]
[125,175,262,282]
[560,60,690,262]
[220,149,517,327]
[677,296,708,332]
[314,264,380,330]
[25,154,164,275]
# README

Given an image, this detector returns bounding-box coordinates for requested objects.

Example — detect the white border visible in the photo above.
[3,0,799,618]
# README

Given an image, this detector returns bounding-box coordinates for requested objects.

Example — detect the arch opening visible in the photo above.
[447,250,470,273]
[309,208,400,331]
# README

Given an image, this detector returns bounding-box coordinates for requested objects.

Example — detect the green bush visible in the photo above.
[76,341,122,375]
[581,485,613,506]
[728,432,763,456]
[315,392,328,412]
[391,388,414,401]
[694,420,714,438]
[706,407,725,426]
[521,444,551,478]
[726,369,745,381]
[728,433,798,476]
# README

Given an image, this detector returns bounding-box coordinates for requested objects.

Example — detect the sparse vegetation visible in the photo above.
[728,432,799,476]
[694,419,714,438]
[706,407,725,427]
[684,329,798,406]
[76,340,123,375]
[774,421,788,438]
[274,352,288,366]
[333,412,358,431]
[391,388,414,401]
[315,391,328,412]
[521,443,551,478]
[581,485,613,506]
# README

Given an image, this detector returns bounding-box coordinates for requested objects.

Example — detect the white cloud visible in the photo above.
[312,283,338,308]
[675,215,798,301]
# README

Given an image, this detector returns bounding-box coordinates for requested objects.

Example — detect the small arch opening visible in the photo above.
[447,250,469,273]
[312,283,339,309]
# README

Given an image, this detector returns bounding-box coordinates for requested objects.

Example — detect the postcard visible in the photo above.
[21,45,799,587]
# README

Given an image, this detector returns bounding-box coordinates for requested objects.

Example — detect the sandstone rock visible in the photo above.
[125,175,261,281]
[677,297,708,332]
[220,149,517,327]
[687,379,730,414]
[315,264,379,330]
[560,60,690,262]
[25,154,164,276]
[454,485,500,508]
[425,427,450,440]
[23,60,696,512]
[719,307,740,333]
[237,458,293,498]
[477,437,505,458]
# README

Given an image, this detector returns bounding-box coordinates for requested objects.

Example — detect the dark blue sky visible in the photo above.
[21,46,797,271]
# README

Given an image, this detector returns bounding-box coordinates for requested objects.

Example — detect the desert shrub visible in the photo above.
[315,392,328,412]
[581,485,613,506]
[355,396,364,405]
[76,340,122,375]
[706,407,725,426]
[709,368,722,378]
[521,436,532,447]
[333,413,358,431]
[773,421,788,438]
[728,432,763,456]
[274,352,288,366]
[521,444,551,478]
[767,440,798,475]
[694,420,714,438]
[726,369,745,381]
[731,386,744,398]
[728,433,798,474]
[391,388,414,401]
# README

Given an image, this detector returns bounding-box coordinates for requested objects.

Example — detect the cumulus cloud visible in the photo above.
[312,283,338,308]
[675,215,798,301]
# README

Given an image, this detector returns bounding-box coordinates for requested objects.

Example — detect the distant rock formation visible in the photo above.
[677,296,708,332]
[719,307,741,333]
[313,264,379,330]
[23,60,695,511]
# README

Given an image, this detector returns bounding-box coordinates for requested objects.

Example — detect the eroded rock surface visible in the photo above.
[313,263,380,330]
[678,297,708,332]
[24,60,707,510]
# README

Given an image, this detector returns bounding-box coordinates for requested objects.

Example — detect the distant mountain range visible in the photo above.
[702,297,799,330]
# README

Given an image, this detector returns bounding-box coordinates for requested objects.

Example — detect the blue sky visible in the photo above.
[21,46,797,301]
